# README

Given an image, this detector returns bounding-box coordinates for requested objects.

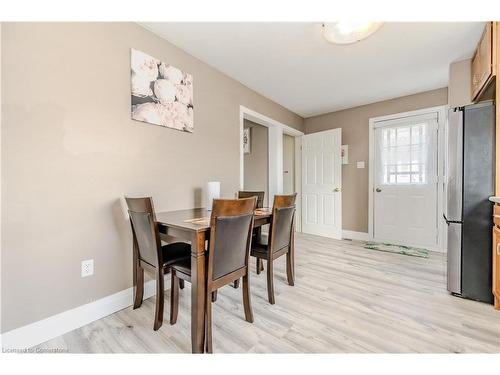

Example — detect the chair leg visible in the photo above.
[170,271,179,325]
[242,273,254,323]
[133,265,144,309]
[286,248,295,286]
[212,290,218,302]
[266,259,275,305]
[233,279,240,289]
[153,270,164,330]
[256,258,263,275]
[179,279,185,290]
[205,297,213,353]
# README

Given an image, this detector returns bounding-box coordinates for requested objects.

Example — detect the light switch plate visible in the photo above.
[356,161,365,169]
[81,259,94,278]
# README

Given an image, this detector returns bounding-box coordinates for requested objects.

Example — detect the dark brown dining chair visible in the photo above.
[125,197,191,330]
[235,191,265,288]
[250,193,297,305]
[238,190,265,209]
[169,197,257,353]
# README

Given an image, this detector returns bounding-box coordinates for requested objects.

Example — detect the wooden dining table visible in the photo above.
[154,207,272,353]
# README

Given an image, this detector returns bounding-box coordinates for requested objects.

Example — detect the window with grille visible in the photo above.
[375,116,436,186]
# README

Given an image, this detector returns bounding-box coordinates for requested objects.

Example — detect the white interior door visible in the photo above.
[373,113,438,247]
[301,129,342,239]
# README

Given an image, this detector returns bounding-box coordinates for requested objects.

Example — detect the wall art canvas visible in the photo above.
[243,127,251,154]
[131,49,194,132]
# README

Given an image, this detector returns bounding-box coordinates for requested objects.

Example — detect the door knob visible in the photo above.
[375,188,382,193]
[333,187,341,192]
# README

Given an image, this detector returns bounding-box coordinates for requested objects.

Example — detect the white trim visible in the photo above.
[368,105,447,252]
[239,106,304,229]
[342,230,371,241]
[0,277,168,350]
[294,136,303,232]
[268,126,283,203]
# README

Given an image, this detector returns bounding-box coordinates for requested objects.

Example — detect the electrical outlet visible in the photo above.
[81,259,94,278]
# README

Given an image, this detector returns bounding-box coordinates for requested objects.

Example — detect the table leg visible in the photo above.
[191,231,207,353]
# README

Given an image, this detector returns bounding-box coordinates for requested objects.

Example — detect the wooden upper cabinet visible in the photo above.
[471,22,495,101]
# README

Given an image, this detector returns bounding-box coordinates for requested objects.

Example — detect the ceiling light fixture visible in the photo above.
[322,22,383,45]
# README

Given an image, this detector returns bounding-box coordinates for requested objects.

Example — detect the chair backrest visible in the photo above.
[125,196,157,220]
[125,197,161,267]
[128,210,162,267]
[238,191,265,209]
[268,194,297,254]
[208,197,257,281]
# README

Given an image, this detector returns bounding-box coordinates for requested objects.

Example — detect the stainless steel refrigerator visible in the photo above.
[445,101,495,304]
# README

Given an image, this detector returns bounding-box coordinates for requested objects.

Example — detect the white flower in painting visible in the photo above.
[159,63,183,84]
[183,73,193,86]
[131,73,153,97]
[185,107,194,131]
[159,102,188,130]
[175,84,193,105]
[131,50,159,82]
[154,79,176,104]
[131,103,162,125]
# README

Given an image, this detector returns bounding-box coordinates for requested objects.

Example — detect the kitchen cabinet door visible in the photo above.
[471,23,493,100]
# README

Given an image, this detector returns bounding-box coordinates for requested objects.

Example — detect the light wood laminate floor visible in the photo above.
[36,233,500,353]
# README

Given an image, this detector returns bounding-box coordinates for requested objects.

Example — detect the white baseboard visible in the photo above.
[1,276,167,350]
[342,230,370,241]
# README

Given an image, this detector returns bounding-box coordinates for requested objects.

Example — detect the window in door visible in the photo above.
[377,122,433,186]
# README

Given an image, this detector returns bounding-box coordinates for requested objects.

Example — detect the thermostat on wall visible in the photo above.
[356,161,365,169]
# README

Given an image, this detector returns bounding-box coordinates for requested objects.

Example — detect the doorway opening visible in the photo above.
[243,121,269,207]
[239,106,303,230]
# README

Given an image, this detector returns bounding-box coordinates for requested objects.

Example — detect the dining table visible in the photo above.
[153,207,273,353]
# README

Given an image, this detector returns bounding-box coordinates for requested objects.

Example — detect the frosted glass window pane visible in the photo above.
[377,121,431,186]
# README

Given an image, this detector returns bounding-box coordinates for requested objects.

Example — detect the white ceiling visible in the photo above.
[141,22,485,117]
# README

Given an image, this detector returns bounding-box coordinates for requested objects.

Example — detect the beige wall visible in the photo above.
[304,87,448,233]
[448,59,472,107]
[243,120,269,206]
[0,22,303,332]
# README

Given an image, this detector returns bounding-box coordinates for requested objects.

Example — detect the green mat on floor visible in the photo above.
[362,241,429,258]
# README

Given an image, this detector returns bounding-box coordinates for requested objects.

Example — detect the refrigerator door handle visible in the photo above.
[443,214,462,225]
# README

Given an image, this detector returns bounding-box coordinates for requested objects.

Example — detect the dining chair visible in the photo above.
[236,190,265,287]
[237,190,265,209]
[169,197,257,353]
[250,193,297,305]
[125,197,191,330]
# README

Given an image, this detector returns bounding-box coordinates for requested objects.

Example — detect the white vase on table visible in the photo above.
[206,181,220,211]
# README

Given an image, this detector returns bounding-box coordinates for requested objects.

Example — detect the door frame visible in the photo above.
[239,105,304,231]
[368,105,448,252]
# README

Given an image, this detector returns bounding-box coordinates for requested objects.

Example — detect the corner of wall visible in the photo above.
[448,58,472,108]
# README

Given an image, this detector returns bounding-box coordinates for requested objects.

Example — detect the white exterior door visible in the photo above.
[373,113,438,247]
[301,129,342,239]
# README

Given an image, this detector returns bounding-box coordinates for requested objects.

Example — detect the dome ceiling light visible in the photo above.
[322,22,383,45]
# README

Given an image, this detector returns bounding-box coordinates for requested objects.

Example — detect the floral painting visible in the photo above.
[131,49,193,132]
